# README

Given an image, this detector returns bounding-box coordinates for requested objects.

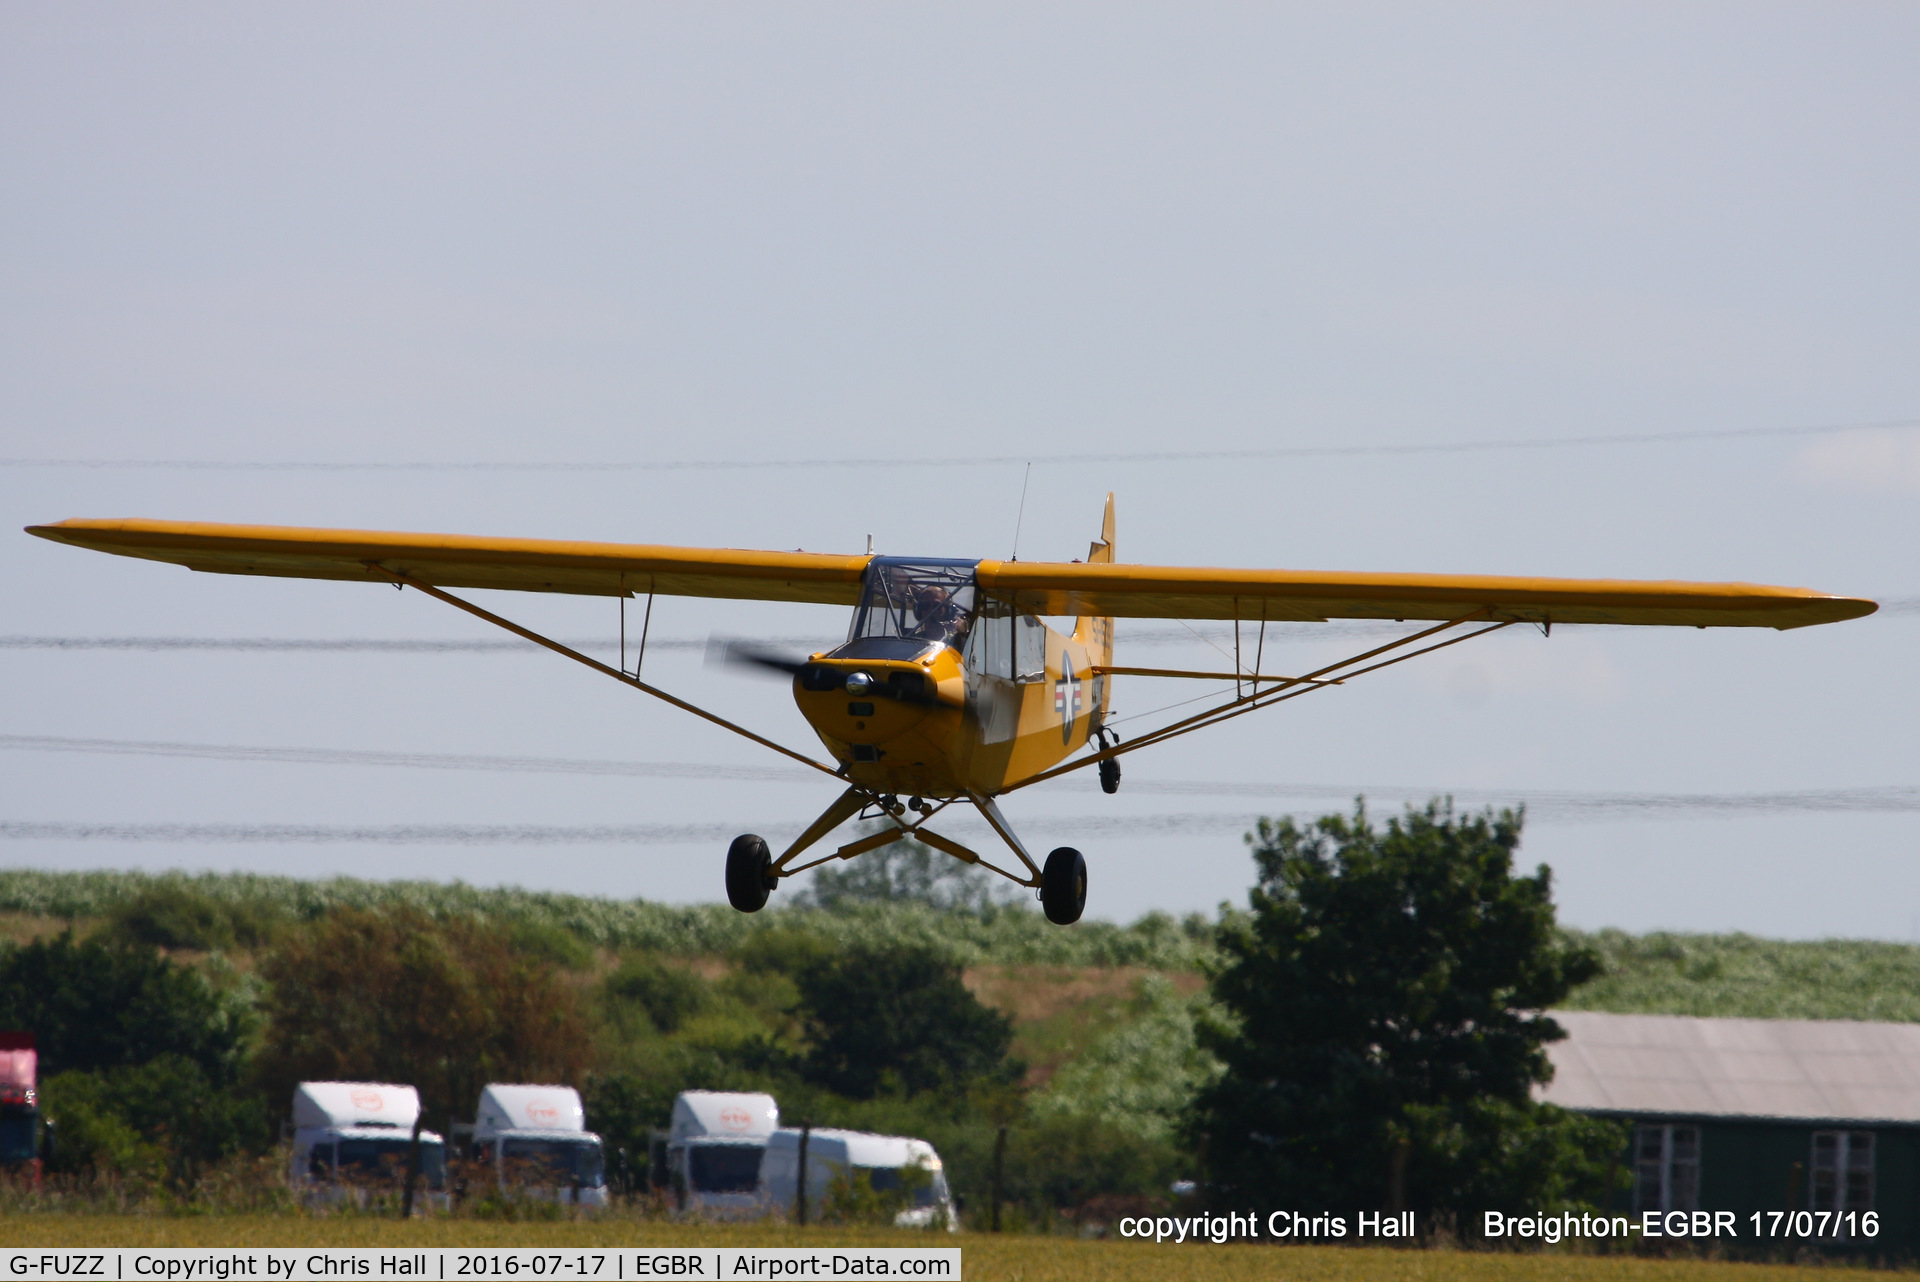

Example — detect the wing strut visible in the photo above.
[366,564,846,782]
[1007,610,1514,793]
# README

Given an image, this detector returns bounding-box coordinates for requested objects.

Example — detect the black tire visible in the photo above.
[1098,757,1121,795]
[1040,847,1087,925]
[726,834,773,913]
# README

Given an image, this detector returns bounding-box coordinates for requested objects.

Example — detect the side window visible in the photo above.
[1812,1130,1874,1217]
[1015,616,1047,683]
[961,601,1044,683]
[1632,1124,1699,1214]
[967,601,1013,679]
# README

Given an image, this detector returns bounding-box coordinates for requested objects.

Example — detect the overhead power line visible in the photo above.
[1,604,1911,660]
[5,789,1918,850]
[0,734,813,783]
[0,625,1389,654]
[3,734,1915,823]
[3,416,1915,473]
[0,635,759,654]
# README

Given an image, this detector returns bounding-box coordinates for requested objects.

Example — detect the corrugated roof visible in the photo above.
[1539,1010,1920,1126]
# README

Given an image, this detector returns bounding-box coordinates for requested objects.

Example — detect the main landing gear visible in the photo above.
[1041,847,1087,925]
[723,789,1089,925]
[725,834,775,913]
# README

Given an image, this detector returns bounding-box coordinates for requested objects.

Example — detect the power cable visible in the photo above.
[3,603,1911,657]
[3,734,1915,821]
[3,415,1914,473]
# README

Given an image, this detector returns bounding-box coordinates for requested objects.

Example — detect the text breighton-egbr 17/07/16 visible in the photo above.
[1116,1209,1883,1244]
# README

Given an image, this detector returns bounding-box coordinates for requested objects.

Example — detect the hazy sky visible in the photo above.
[3,3,1916,936]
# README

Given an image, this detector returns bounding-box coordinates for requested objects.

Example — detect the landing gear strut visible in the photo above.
[725,790,1090,926]
[725,834,775,912]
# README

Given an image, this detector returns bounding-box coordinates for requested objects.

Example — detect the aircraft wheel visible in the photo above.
[1040,847,1087,925]
[1098,757,1121,795]
[726,834,774,913]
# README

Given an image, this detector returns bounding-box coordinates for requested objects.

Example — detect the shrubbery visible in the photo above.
[0,869,1218,968]
[253,907,591,1131]
[41,1055,268,1183]
[4,806,1646,1224]
[0,931,251,1083]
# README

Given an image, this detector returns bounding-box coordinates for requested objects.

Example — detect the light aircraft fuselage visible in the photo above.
[790,556,1110,799]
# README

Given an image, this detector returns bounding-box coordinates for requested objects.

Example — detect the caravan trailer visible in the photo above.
[289,1081,446,1208]
[470,1083,607,1207]
[657,1091,779,1217]
[760,1128,956,1229]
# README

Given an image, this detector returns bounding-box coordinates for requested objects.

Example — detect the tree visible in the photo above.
[602,953,710,1035]
[103,884,281,952]
[41,1054,267,1183]
[0,932,249,1083]
[253,908,589,1130]
[795,942,1017,1099]
[1190,801,1623,1227]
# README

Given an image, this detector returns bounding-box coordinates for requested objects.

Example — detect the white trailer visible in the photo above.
[470,1083,607,1208]
[289,1081,446,1208]
[760,1128,956,1230]
[657,1090,779,1217]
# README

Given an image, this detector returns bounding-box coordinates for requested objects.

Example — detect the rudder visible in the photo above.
[1076,494,1115,731]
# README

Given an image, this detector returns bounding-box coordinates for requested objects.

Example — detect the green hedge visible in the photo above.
[0,868,1219,969]
[1563,928,1920,1023]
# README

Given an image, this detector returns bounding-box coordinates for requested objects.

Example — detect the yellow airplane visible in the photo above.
[26,499,1876,925]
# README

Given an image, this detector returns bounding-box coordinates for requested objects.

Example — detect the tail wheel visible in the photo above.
[726,834,774,913]
[1093,728,1121,795]
[1040,847,1087,925]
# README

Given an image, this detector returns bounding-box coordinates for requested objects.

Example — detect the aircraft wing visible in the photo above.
[25,518,1876,628]
[25,518,871,605]
[975,560,1875,629]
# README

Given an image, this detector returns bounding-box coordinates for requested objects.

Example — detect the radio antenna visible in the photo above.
[1009,463,1032,561]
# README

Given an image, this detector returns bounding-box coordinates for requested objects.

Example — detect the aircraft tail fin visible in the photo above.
[1076,494,1116,730]
[1087,492,1116,565]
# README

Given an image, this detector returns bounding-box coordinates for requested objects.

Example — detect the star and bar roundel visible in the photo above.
[1054,669,1083,744]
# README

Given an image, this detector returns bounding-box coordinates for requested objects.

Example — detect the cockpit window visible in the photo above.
[848,559,978,651]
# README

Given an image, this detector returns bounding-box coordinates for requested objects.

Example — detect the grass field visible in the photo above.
[0,1219,1900,1281]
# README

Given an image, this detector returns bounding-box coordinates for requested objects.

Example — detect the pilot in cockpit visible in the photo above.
[907,583,971,648]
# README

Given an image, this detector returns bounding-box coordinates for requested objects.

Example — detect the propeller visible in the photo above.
[711,638,810,678]
[708,639,935,704]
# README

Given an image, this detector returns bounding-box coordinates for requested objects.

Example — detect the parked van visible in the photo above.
[656,1090,779,1217]
[759,1128,956,1230]
[289,1081,446,1208]
[470,1083,607,1207]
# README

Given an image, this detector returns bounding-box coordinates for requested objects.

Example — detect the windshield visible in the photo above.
[688,1142,764,1193]
[501,1137,605,1189]
[848,559,977,651]
[859,1163,947,1208]
[0,1112,34,1163]
[314,1138,447,1189]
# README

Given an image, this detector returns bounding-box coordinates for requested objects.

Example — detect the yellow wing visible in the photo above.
[25,518,870,605]
[25,517,1876,628]
[977,560,1874,630]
